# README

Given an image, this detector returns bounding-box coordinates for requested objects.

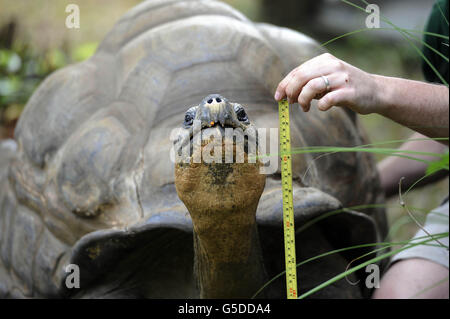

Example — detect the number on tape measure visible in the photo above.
[278,99,297,299]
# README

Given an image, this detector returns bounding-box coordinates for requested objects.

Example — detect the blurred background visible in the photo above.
[0,0,447,242]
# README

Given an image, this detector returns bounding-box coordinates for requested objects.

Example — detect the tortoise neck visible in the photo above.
[191,206,267,298]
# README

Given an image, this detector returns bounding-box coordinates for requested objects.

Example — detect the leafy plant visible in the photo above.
[0,20,97,125]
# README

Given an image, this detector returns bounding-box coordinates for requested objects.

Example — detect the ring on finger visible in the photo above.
[321,75,331,92]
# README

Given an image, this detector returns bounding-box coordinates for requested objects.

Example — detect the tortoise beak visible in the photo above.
[202,100,228,127]
[196,101,244,130]
[174,122,259,165]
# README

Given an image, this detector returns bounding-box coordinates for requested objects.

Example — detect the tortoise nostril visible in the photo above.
[236,109,248,122]
[216,98,222,103]
[208,99,213,104]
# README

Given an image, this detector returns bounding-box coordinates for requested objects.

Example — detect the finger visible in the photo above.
[276,54,333,101]
[298,73,348,111]
[285,59,344,104]
[297,78,323,112]
[274,68,298,101]
[276,53,341,102]
[317,89,350,111]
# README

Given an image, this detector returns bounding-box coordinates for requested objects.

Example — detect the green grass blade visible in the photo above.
[340,0,448,86]
[322,27,449,63]
[297,234,449,299]
[404,170,444,198]
[295,204,384,235]
[253,138,449,162]
[297,203,431,237]
[385,215,420,241]
[408,276,449,298]
[436,0,449,26]
[251,233,447,298]
[256,146,447,167]
[322,28,449,47]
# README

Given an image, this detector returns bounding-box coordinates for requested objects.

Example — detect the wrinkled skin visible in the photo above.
[175,94,268,298]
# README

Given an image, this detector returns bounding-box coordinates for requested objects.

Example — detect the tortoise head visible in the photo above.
[174,94,265,244]
[183,94,249,130]
[174,94,267,297]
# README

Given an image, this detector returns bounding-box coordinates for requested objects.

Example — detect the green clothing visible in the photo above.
[422,0,449,84]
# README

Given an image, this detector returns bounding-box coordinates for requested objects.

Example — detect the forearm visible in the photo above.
[373,75,449,143]
[274,54,449,144]
[377,132,448,198]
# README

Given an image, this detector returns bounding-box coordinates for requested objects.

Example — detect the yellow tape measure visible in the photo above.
[278,99,298,299]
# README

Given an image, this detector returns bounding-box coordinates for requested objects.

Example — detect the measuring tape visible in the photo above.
[278,99,298,299]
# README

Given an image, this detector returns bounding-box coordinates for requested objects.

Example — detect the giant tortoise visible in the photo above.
[0,0,387,298]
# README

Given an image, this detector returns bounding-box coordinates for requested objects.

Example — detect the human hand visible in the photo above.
[274,53,379,114]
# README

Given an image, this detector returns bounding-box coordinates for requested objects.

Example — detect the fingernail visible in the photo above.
[274,91,280,100]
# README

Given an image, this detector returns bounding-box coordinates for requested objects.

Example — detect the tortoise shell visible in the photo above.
[0,0,386,298]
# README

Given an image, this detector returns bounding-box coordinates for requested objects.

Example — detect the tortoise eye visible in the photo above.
[183,106,198,127]
[216,98,222,103]
[207,99,213,104]
[184,113,194,126]
[236,108,248,122]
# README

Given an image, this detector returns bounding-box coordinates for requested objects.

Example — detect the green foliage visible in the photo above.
[0,46,41,109]
[0,43,63,120]
[0,22,98,122]
[252,232,449,298]
[72,42,98,62]
[426,151,449,175]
